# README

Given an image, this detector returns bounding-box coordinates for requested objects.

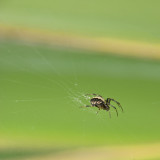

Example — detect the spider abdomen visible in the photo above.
[90,98,107,110]
[90,98,103,105]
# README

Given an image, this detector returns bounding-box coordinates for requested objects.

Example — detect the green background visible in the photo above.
[1,0,160,42]
[0,41,160,147]
[0,0,160,159]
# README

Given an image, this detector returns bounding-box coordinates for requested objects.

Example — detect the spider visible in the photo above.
[82,93,123,117]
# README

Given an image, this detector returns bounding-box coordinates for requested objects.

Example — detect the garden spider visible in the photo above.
[82,93,123,117]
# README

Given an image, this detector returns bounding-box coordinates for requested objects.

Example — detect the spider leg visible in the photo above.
[107,98,123,112]
[80,105,91,108]
[109,111,111,118]
[96,108,101,114]
[109,104,118,117]
[85,93,102,97]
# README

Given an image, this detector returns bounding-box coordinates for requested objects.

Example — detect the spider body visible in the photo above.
[84,94,123,117]
[90,97,109,111]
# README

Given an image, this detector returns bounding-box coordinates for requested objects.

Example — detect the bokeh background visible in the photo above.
[0,1,160,160]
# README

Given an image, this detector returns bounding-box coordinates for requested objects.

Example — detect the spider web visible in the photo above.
[0,40,160,152]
